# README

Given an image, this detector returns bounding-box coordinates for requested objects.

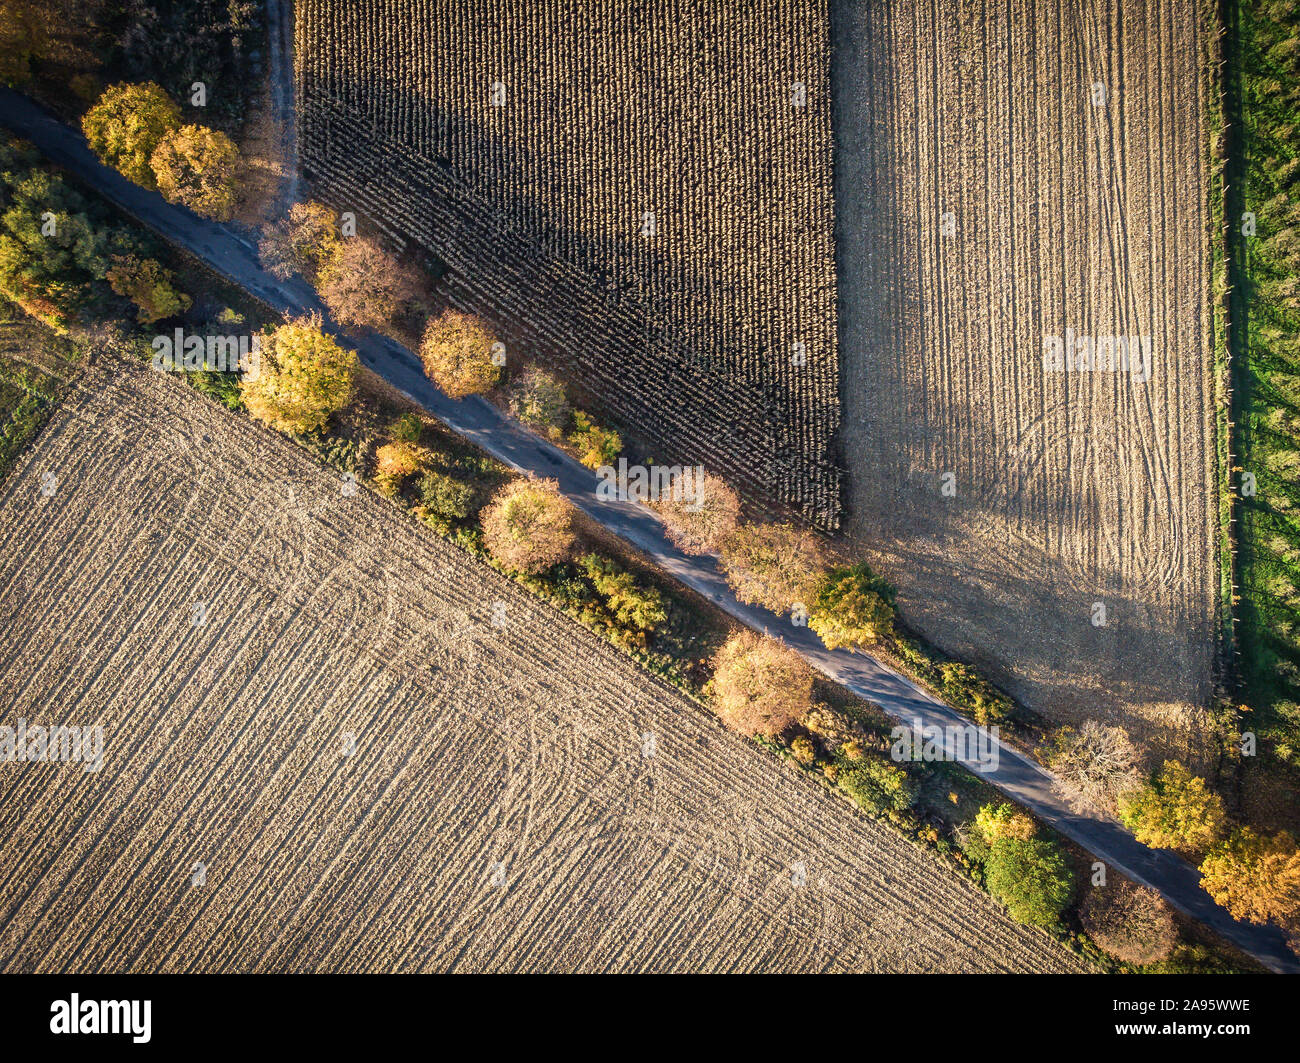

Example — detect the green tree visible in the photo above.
[984,836,1074,928]
[0,160,130,321]
[106,254,190,323]
[82,82,181,189]
[939,662,1012,727]
[836,759,916,814]
[418,469,475,522]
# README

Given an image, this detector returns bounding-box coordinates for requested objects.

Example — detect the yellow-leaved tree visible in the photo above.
[240,314,357,435]
[419,308,501,399]
[151,124,241,221]
[1117,760,1227,853]
[82,82,180,188]
[1199,827,1300,929]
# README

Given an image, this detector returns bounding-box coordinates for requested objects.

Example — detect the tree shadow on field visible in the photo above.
[296,76,842,528]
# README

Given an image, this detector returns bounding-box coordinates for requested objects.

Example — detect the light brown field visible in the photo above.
[0,357,1084,973]
[834,0,1220,762]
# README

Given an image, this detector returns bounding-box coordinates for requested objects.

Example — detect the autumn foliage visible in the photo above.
[318,235,423,333]
[1080,879,1176,966]
[419,308,501,399]
[81,81,180,188]
[653,471,740,555]
[719,521,827,614]
[480,477,574,574]
[150,124,241,221]
[710,631,813,738]
[1117,760,1227,853]
[1199,827,1300,930]
[239,314,357,435]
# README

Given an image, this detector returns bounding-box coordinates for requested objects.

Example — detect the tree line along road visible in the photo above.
[0,85,1294,974]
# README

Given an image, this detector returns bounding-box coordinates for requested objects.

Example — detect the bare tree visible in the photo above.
[1042,720,1142,816]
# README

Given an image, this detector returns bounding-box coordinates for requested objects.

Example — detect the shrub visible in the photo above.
[418,470,475,522]
[259,201,342,284]
[1117,761,1227,853]
[391,412,422,443]
[710,630,813,738]
[509,366,569,437]
[939,663,1012,727]
[652,470,740,555]
[718,521,827,614]
[790,735,817,765]
[82,81,181,188]
[801,703,865,748]
[809,563,895,650]
[239,314,357,435]
[984,836,1074,928]
[374,441,423,480]
[578,554,666,643]
[480,477,574,574]
[318,235,423,332]
[419,308,501,398]
[105,255,190,323]
[974,802,1037,844]
[1080,879,1177,966]
[568,410,621,469]
[839,738,865,761]
[836,758,916,813]
[1042,721,1142,817]
[1199,827,1300,928]
[150,124,240,221]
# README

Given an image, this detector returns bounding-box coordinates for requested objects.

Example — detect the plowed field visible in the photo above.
[834,0,1220,760]
[0,357,1083,972]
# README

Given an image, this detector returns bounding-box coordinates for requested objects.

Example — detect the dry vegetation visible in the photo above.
[833,0,1221,761]
[296,0,841,527]
[0,357,1086,973]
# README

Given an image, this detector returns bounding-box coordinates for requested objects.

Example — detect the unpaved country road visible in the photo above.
[0,85,1294,973]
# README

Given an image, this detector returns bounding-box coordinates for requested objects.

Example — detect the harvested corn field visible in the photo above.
[296,0,841,527]
[0,357,1083,973]
[834,0,1221,760]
